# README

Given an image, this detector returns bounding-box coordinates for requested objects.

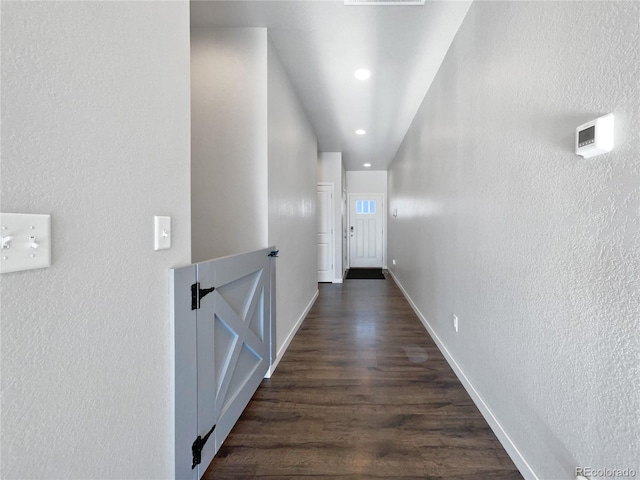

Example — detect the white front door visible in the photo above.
[317,184,334,282]
[349,194,383,268]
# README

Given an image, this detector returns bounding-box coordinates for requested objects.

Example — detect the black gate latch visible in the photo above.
[192,424,216,469]
[191,282,215,310]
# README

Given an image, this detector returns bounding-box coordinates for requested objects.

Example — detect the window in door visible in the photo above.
[355,200,376,215]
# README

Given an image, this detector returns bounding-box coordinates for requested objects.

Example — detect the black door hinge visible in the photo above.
[192,424,216,469]
[191,282,215,310]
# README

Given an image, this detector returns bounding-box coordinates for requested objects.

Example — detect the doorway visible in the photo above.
[348,194,383,268]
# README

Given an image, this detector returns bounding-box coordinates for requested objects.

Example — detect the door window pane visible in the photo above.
[356,199,377,215]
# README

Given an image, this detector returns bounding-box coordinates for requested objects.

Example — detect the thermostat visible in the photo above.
[575,113,614,158]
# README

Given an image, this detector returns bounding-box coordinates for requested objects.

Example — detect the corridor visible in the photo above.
[206,275,522,479]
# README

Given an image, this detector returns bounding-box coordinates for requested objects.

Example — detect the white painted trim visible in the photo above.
[388,269,539,480]
[265,289,319,378]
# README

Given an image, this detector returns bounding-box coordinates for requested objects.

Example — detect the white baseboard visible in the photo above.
[265,289,319,378]
[388,269,539,480]
[333,278,343,284]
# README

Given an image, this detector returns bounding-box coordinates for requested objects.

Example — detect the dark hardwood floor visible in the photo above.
[205,274,522,479]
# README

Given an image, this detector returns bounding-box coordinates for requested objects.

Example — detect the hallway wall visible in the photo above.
[1,2,192,478]
[191,28,269,262]
[267,39,319,355]
[190,28,319,365]
[388,2,640,478]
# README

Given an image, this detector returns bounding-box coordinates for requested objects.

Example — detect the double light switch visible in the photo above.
[1,213,52,274]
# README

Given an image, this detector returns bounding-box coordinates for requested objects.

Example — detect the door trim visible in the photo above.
[347,193,385,269]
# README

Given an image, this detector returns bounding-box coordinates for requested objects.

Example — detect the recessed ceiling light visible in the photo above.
[354,69,371,80]
[364,163,372,167]
[355,129,366,135]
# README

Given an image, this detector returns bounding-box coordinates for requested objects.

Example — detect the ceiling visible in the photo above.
[190,1,472,171]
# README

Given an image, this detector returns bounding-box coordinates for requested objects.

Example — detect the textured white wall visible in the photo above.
[268,40,319,353]
[318,152,344,282]
[1,2,191,478]
[388,2,640,478]
[191,28,268,262]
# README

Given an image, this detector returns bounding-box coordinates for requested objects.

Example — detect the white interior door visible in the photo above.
[349,195,383,268]
[317,184,334,282]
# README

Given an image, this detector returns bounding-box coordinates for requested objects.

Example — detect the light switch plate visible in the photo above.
[154,216,171,251]
[1,213,52,274]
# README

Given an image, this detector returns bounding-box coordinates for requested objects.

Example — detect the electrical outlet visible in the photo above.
[392,259,396,265]
[453,314,459,333]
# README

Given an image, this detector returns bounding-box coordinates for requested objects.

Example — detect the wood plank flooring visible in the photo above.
[205,275,522,479]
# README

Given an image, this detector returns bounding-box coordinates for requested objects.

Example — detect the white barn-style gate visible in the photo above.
[170,247,277,479]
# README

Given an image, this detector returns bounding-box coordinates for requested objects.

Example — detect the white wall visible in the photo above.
[346,170,387,195]
[190,28,318,367]
[388,2,640,478]
[346,170,388,268]
[268,40,319,355]
[191,28,268,262]
[1,2,191,478]
[318,152,344,282]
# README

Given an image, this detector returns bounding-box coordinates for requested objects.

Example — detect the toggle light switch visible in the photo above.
[154,216,171,251]
[0,213,51,273]
[1,235,14,249]
[28,236,40,249]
